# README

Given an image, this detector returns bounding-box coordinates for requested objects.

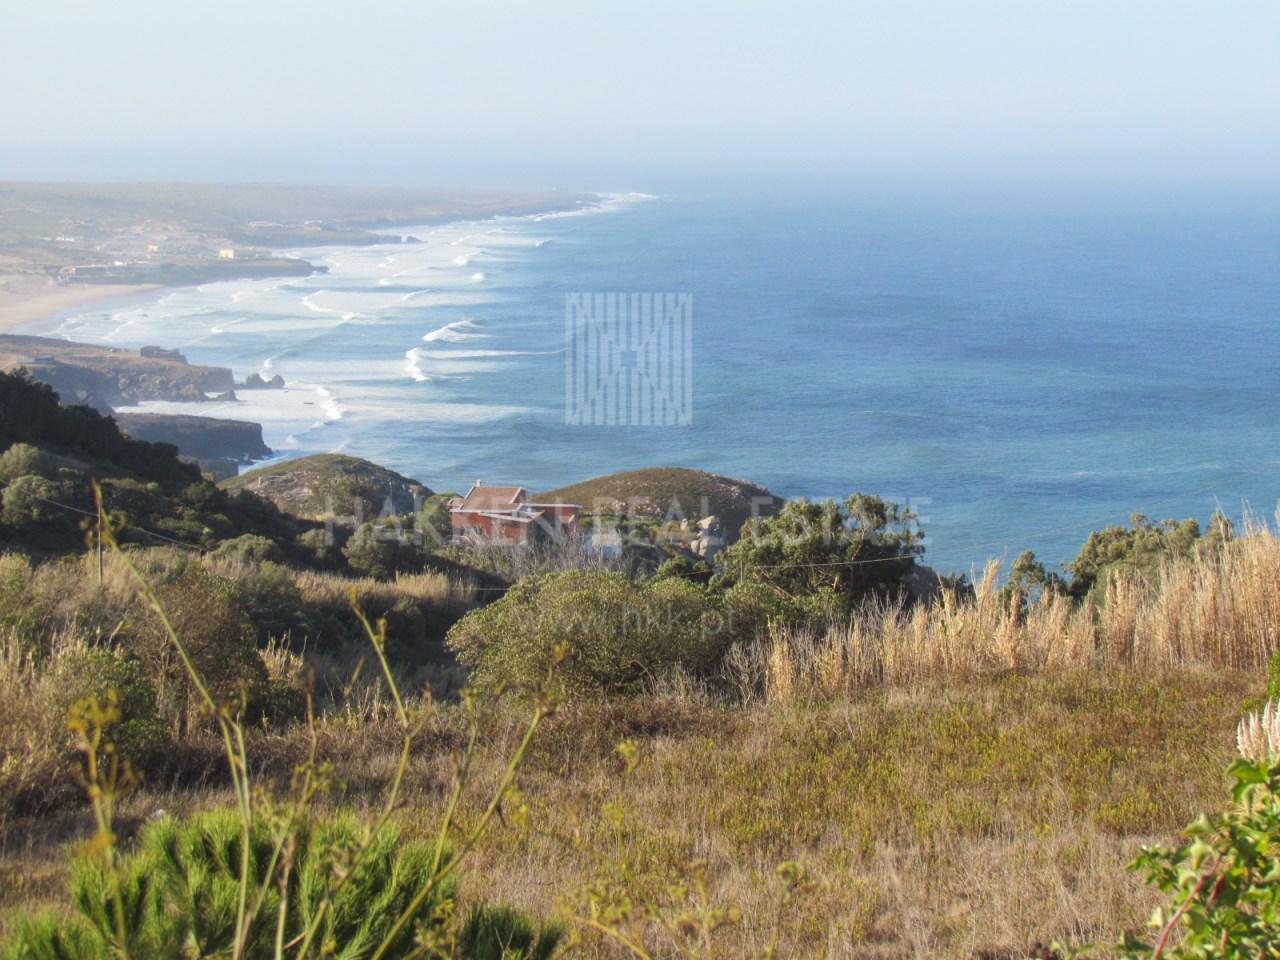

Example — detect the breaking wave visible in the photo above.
[422,318,486,343]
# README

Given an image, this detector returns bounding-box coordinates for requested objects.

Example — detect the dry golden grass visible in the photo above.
[477,670,1249,958]
[5,530,1280,955]
[739,529,1280,704]
[3,669,1246,957]
[0,629,97,821]
[292,566,476,611]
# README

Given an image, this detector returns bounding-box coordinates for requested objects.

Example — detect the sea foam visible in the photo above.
[422,318,486,343]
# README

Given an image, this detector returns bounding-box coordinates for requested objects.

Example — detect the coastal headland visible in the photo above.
[0,180,594,333]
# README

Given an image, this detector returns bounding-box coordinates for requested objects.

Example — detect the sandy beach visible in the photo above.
[0,275,158,335]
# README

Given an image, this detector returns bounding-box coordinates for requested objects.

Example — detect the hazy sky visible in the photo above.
[3,0,1277,190]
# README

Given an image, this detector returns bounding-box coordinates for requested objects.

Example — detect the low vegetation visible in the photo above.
[222,453,433,519]
[537,467,784,537]
[5,381,1280,956]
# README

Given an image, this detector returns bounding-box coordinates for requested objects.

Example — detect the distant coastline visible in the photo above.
[0,279,158,335]
[0,181,600,337]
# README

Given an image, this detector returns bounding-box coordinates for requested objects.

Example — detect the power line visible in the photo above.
[32,494,205,552]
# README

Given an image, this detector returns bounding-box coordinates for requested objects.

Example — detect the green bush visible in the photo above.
[1,475,77,530]
[4,810,446,960]
[1068,514,1216,599]
[1119,757,1280,958]
[0,553,47,639]
[127,565,267,733]
[417,492,460,549]
[653,555,712,583]
[295,527,342,568]
[226,559,312,642]
[55,650,167,759]
[716,577,842,648]
[447,571,721,697]
[0,442,57,482]
[1,809,559,960]
[210,533,286,565]
[717,493,923,612]
[343,522,428,579]
[459,905,563,960]
[92,477,165,529]
[0,910,105,960]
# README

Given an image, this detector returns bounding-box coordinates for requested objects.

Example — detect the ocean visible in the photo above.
[40,186,1280,575]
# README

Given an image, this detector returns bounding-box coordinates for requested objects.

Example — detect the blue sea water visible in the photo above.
[45,186,1280,575]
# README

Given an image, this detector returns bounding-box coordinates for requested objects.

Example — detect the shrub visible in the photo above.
[94,477,165,527]
[1000,549,1069,609]
[418,492,460,549]
[447,571,722,696]
[717,577,842,649]
[0,911,106,960]
[127,565,267,733]
[653,554,712,583]
[295,527,342,568]
[0,442,57,482]
[2,810,456,960]
[1068,514,1215,598]
[1,474,76,530]
[1119,756,1280,958]
[210,533,286,565]
[223,559,312,642]
[717,493,923,612]
[343,522,428,579]
[55,650,166,759]
[1267,650,1280,702]
[0,552,49,639]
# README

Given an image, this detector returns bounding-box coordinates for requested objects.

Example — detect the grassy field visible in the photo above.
[0,667,1255,957]
[4,526,1279,955]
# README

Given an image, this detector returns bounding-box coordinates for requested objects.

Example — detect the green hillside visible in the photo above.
[0,369,300,554]
[539,466,784,537]
[223,453,433,518]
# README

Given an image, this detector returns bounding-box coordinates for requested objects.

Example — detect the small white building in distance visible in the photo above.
[217,248,236,260]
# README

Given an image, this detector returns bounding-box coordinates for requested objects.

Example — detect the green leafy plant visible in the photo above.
[1119,759,1280,958]
[7,810,459,960]
[458,906,563,960]
[55,651,166,761]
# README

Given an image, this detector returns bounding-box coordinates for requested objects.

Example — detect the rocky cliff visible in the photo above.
[0,335,235,410]
[114,412,271,481]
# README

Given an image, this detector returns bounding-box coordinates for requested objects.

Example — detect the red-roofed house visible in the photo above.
[448,481,581,545]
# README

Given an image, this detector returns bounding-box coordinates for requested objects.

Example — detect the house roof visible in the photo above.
[450,483,583,521]
[451,483,527,513]
[472,510,537,525]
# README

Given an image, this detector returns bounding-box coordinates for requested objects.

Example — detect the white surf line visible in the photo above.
[301,292,333,314]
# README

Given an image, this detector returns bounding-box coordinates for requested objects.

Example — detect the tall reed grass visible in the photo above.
[733,524,1280,704]
[293,567,476,613]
